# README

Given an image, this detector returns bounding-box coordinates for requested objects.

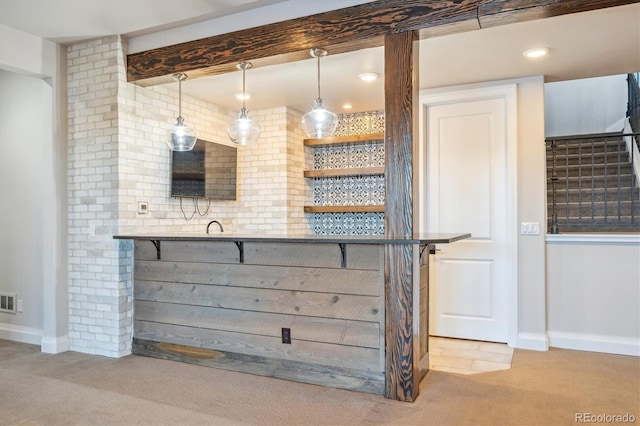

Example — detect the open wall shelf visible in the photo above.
[304,205,385,213]
[303,166,384,178]
[304,132,385,215]
[303,132,384,147]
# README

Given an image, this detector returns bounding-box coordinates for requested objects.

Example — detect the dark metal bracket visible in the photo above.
[338,243,347,268]
[150,240,161,260]
[419,243,440,261]
[419,243,429,260]
[234,241,244,264]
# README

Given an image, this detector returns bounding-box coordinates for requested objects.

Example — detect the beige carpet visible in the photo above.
[1,339,638,425]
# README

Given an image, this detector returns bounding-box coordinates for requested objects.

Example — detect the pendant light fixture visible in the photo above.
[302,48,338,138]
[227,62,260,145]
[167,73,197,151]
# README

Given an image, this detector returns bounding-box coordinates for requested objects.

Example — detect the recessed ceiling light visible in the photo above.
[523,47,549,58]
[343,103,353,110]
[358,72,379,82]
[235,92,251,101]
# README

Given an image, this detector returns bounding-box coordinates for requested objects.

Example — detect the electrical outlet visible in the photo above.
[281,327,291,344]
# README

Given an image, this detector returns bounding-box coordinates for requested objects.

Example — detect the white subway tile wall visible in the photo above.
[67,35,381,356]
[67,36,314,356]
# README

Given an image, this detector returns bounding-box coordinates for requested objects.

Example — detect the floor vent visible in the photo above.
[0,293,17,314]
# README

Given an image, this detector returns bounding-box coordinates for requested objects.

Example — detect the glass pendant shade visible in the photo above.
[168,73,197,151]
[302,98,338,138]
[302,48,337,138]
[228,62,260,145]
[168,116,197,151]
[228,108,260,146]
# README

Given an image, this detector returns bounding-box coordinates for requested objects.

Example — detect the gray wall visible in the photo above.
[545,74,627,136]
[546,238,640,356]
[0,25,68,352]
[0,70,47,335]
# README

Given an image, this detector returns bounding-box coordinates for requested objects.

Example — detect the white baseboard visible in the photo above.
[41,335,70,354]
[548,331,639,356]
[0,323,70,354]
[0,323,42,346]
[516,332,549,351]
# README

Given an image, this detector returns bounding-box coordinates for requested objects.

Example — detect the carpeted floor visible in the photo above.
[1,339,638,425]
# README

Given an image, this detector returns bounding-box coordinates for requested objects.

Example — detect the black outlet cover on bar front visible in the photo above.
[282,328,291,344]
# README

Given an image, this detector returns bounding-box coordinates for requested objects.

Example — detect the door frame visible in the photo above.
[418,83,519,347]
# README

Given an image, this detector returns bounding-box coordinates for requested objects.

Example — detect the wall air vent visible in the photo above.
[0,293,17,314]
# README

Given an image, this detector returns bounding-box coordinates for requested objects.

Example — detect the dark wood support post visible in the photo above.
[384,30,420,402]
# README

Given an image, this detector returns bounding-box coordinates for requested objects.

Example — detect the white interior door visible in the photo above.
[423,88,516,343]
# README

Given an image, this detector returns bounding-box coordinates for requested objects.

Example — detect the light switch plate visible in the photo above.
[520,222,540,235]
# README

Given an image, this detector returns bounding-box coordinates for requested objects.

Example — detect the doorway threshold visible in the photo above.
[429,337,514,375]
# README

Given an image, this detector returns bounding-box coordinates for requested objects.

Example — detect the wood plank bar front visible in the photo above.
[115,232,471,402]
[383,30,420,402]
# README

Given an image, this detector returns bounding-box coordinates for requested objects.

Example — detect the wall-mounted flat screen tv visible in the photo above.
[170,139,237,200]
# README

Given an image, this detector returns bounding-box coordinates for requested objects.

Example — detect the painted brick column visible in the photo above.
[285,107,313,233]
[67,36,132,357]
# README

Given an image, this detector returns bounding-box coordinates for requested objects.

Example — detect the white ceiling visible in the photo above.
[1,1,638,114]
[0,0,289,44]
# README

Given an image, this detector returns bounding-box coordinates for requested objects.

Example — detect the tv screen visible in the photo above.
[170,139,237,200]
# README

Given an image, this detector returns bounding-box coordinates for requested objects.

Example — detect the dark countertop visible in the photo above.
[113,232,471,245]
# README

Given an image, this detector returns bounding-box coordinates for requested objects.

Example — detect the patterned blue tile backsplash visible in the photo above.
[312,140,384,170]
[312,111,386,236]
[313,176,385,206]
[335,110,385,136]
[313,212,386,235]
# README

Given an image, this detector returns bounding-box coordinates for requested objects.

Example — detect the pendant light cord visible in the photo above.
[242,66,247,111]
[316,54,321,100]
[178,77,183,118]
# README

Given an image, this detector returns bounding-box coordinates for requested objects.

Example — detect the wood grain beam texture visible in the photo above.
[384,30,420,402]
[127,0,477,85]
[478,0,640,27]
[127,0,478,85]
[126,0,635,85]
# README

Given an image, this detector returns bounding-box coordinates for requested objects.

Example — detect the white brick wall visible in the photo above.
[68,36,131,357]
[286,108,314,233]
[67,35,316,356]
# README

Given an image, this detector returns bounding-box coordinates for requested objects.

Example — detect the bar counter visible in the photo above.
[114,232,470,401]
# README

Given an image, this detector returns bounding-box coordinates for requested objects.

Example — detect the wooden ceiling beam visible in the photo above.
[478,0,640,28]
[126,0,638,86]
[126,0,479,86]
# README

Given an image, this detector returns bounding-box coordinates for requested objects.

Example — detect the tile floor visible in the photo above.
[428,337,514,375]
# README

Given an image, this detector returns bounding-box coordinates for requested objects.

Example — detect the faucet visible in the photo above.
[206,220,224,234]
